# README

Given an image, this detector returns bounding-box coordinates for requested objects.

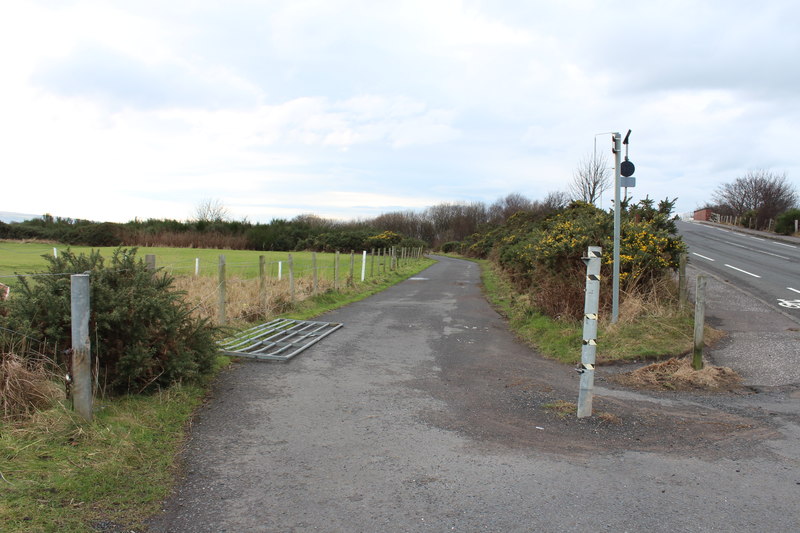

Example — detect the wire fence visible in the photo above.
[1,246,429,327]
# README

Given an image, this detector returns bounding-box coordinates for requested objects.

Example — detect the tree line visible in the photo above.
[0,193,571,251]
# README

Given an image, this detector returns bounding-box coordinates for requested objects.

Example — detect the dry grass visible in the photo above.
[542,399,577,419]
[0,351,63,422]
[614,357,742,391]
[174,273,337,323]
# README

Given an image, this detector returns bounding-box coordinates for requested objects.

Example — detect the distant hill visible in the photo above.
[0,211,42,224]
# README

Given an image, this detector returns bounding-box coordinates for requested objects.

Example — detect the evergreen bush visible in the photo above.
[775,208,800,235]
[1,248,218,395]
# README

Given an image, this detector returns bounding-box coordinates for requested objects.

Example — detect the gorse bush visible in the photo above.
[465,198,685,320]
[1,248,218,395]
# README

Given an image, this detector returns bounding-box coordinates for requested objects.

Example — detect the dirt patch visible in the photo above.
[612,357,742,391]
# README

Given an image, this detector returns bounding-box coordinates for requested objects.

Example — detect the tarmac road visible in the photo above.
[148,255,800,533]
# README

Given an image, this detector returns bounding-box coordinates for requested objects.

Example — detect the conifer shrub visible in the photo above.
[1,248,218,395]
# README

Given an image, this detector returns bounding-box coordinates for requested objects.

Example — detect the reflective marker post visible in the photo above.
[577,246,602,419]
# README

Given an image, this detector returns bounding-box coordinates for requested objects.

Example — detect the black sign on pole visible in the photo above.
[621,159,635,177]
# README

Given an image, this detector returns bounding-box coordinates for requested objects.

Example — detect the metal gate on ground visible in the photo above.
[218,318,343,362]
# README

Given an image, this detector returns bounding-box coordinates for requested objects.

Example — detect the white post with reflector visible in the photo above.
[577,246,602,418]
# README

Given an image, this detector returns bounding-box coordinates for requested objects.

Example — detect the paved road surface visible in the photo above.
[677,220,800,318]
[148,256,800,532]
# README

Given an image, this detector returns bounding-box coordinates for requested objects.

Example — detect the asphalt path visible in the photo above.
[148,256,800,532]
[676,220,800,317]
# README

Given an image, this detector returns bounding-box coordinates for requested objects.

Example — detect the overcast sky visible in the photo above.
[2,0,798,223]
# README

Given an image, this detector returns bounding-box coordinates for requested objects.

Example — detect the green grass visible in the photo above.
[0,241,392,284]
[0,250,435,532]
[477,258,699,364]
[0,379,218,532]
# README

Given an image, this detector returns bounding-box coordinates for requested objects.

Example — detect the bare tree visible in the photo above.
[488,193,533,224]
[424,202,488,245]
[541,190,570,211]
[569,152,612,205]
[712,170,797,229]
[193,198,230,223]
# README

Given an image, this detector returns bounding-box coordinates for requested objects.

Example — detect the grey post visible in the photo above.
[693,275,706,370]
[370,248,375,277]
[218,255,226,325]
[71,273,92,422]
[612,132,622,323]
[145,254,156,272]
[577,246,602,419]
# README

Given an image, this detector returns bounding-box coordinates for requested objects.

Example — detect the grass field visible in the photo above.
[0,241,403,284]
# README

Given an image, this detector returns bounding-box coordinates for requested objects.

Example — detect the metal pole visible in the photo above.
[70,273,92,422]
[693,275,706,370]
[577,246,602,418]
[612,131,622,323]
[218,255,226,325]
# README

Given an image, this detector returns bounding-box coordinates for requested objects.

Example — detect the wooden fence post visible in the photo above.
[348,251,355,287]
[334,251,340,290]
[218,255,226,325]
[312,252,318,295]
[71,274,92,422]
[693,275,706,370]
[259,255,266,312]
[678,252,687,307]
[288,254,295,303]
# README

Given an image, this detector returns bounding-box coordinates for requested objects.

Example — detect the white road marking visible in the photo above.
[722,240,790,259]
[788,287,800,294]
[749,236,765,241]
[692,252,715,261]
[724,264,761,278]
[772,241,798,249]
